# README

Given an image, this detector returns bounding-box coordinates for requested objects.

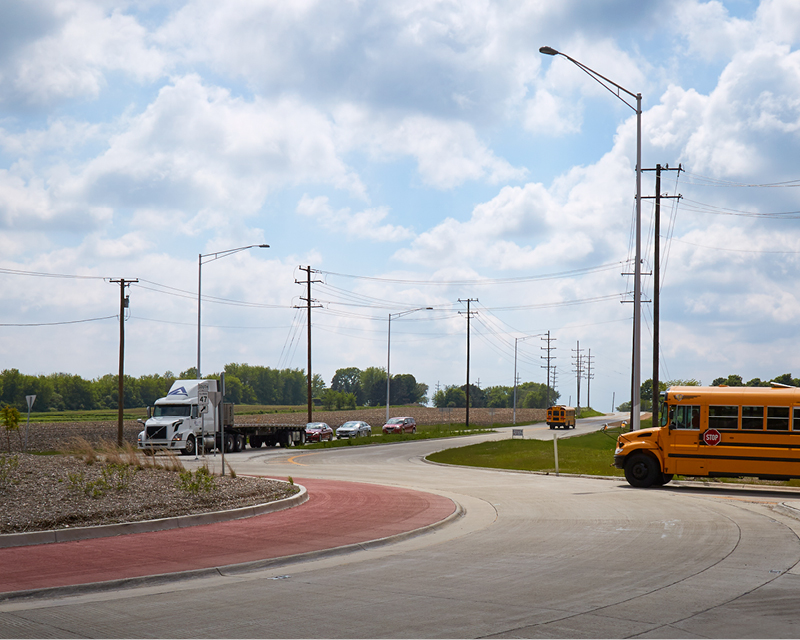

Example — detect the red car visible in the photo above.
[382,416,417,434]
[305,422,333,442]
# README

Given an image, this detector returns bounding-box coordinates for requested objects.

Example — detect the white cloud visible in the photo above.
[296,195,414,242]
[335,105,527,188]
[1,1,164,105]
[64,75,366,216]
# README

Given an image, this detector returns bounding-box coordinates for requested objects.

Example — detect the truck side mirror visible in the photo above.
[147,406,152,419]
[191,405,198,419]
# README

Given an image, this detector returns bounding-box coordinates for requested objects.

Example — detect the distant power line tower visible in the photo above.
[586,349,595,410]
[571,341,584,413]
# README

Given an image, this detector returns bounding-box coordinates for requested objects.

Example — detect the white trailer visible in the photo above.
[137,379,306,455]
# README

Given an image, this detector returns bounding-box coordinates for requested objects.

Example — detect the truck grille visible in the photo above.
[146,425,167,440]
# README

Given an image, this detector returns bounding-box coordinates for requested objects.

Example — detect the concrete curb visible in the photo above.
[0,498,464,604]
[774,501,800,521]
[0,480,307,549]
[423,457,800,494]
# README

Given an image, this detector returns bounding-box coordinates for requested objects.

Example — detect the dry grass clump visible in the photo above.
[67,436,185,473]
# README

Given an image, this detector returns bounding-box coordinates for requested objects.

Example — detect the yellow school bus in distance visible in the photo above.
[547,405,576,430]
[614,385,800,487]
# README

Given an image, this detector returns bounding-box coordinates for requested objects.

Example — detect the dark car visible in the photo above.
[305,422,333,442]
[382,416,416,434]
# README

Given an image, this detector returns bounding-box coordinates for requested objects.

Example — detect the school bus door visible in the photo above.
[664,404,703,475]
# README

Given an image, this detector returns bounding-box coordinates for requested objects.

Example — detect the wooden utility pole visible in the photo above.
[296,267,321,424]
[458,299,478,428]
[110,278,137,446]
[643,163,682,422]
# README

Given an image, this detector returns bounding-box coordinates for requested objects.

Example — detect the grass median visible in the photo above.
[426,422,646,477]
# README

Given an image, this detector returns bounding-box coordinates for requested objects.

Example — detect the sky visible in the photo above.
[2,0,800,410]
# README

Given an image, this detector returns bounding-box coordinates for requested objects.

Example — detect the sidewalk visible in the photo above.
[0,478,456,597]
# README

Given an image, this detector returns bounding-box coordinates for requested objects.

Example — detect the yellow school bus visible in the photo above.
[614,385,800,487]
[547,405,576,430]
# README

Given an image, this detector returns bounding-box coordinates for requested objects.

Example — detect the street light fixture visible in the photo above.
[197,244,269,379]
[539,45,643,432]
[387,307,433,422]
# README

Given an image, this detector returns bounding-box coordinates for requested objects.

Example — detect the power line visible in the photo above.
[0,315,117,326]
[317,261,630,286]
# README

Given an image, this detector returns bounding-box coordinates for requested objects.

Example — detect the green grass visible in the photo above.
[577,407,605,418]
[28,408,147,422]
[427,426,627,476]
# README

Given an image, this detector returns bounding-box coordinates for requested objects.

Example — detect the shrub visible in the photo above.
[176,465,215,494]
[0,454,20,490]
[2,405,21,453]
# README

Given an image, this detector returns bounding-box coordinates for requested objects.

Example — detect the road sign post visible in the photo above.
[25,395,36,453]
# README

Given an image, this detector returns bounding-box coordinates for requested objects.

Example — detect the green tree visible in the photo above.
[486,386,512,408]
[331,367,363,404]
[392,374,421,405]
[360,367,387,406]
[311,373,326,399]
[711,375,743,387]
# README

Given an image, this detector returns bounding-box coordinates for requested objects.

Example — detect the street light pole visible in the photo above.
[539,45,643,431]
[387,307,432,422]
[197,244,269,379]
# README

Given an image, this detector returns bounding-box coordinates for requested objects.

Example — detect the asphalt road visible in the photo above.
[2,416,800,638]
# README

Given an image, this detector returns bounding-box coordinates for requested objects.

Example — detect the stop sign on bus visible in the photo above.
[703,428,721,446]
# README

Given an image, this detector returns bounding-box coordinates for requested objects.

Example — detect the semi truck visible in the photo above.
[137,379,307,455]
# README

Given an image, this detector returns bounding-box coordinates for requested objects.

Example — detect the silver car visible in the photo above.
[336,420,372,439]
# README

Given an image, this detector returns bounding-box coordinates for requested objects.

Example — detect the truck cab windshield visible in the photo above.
[153,405,191,418]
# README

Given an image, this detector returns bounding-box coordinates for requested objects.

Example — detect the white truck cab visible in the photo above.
[138,379,223,455]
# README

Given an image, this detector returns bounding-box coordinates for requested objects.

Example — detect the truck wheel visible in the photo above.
[235,434,245,452]
[280,435,292,448]
[224,434,234,453]
[182,435,196,457]
[299,432,306,445]
[624,453,660,488]
[249,436,262,449]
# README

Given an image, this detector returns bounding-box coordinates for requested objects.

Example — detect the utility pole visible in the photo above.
[586,349,595,410]
[110,278,137,447]
[458,298,478,428]
[643,163,682,422]
[540,331,556,408]
[571,341,584,415]
[295,266,321,425]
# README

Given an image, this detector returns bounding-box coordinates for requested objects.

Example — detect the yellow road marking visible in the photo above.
[286,452,319,466]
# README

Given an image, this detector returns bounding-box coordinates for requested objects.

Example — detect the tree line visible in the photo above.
[0,364,428,412]
[617,373,800,411]
[432,381,559,409]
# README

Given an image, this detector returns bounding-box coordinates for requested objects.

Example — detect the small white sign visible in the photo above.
[26,395,36,411]
[197,382,209,415]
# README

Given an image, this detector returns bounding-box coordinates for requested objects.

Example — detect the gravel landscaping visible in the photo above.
[0,452,297,534]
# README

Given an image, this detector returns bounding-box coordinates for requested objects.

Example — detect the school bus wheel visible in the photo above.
[624,452,661,488]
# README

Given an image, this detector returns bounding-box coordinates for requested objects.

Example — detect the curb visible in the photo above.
[0,498,464,604]
[0,481,307,549]
[774,501,800,521]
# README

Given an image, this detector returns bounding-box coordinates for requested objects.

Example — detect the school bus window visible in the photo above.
[709,405,738,430]
[793,407,800,432]
[767,406,790,431]
[671,405,700,429]
[742,406,764,430]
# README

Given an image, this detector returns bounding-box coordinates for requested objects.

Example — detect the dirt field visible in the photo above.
[5,407,545,453]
